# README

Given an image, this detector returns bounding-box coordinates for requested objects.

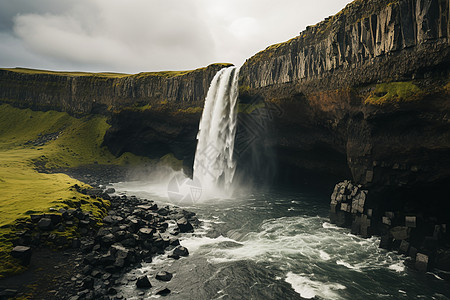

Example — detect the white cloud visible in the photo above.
[0,0,353,73]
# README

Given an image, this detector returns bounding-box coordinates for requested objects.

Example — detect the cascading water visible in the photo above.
[193,66,239,192]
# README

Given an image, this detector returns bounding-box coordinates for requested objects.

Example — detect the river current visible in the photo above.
[110,179,450,300]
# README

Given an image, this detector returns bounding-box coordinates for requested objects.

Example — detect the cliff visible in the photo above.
[238,0,450,189]
[0,63,230,115]
[236,0,450,272]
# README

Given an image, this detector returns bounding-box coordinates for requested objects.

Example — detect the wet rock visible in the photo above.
[155,271,173,281]
[415,253,429,272]
[105,188,116,194]
[101,234,116,246]
[82,277,95,289]
[172,246,189,257]
[405,216,416,228]
[379,235,393,250]
[138,228,154,238]
[176,217,194,233]
[156,288,171,296]
[11,246,32,265]
[390,227,410,241]
[399,240,410,255]
[136,275,152,288]
[38,218,53,231]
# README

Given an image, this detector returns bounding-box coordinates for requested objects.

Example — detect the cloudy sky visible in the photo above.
[0,0,352,73]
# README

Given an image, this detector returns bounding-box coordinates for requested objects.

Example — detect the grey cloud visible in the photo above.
[0,0,353,73]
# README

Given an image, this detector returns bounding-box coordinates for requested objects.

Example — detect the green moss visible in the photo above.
[0,104,149,277]
[176,107,203,114]
[1,68,129,78]
[365,81,424,105]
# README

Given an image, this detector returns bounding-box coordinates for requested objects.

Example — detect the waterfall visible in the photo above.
[193,66,239,192]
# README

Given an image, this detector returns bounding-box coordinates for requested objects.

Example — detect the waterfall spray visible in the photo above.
[193,66,239,192]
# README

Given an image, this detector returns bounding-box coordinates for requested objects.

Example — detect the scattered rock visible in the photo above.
[177,217,194,233]
[105,188,116,194]
[156,288,171,296]
[172,246,189,257]
[11,245,32,265]
[155,271,173,282]
[136,275,152,288]
[37,218,53,231]
[415,253,429,272]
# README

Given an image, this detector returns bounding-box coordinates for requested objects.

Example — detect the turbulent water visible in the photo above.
[193,66,239,192]
[111,180,450,299]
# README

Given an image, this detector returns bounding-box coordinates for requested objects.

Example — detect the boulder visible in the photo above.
[390,227,410,240]
[37,218,53,231]
[155,271,173,281]
[105,188,116,194]
[415,253,429,272]
[136,275,152,288]
[156,288,171,296]
[11,246,32,265]
[176,218,194,233]
[172,246,189,257]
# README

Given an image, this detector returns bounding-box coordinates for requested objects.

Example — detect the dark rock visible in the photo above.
[107,287,117,295]
[105,188,116,194]
[405,216,416,228]
[30,214,44,223]
[155,271,173,281]
[46,214,62,224]
[176,217,194,233]
[136,275,152,289]
[101,234,116,246]
[415,253,429,272]
[172,246,189,257]
[37,218,53,231]
[11,246,32,265]
[399,240,410,255]
[157,207,170,216]
[71,239,81,249]
[379,235,393,250]
[138,228,154,238]
[390,227,410,241]
[82,277,95,289]
[156,288,171,296]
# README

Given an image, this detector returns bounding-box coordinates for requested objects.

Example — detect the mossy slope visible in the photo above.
[0,104,148,277]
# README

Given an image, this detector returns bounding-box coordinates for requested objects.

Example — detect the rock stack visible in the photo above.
[330,180,450,277]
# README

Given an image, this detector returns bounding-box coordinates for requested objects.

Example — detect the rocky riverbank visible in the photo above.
[330,180,450,280]
[0,172,199,300]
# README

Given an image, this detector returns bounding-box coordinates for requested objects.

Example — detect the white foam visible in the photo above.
[285,272,346,299]
[322,222,340,230]
[336,260,362,272]
[319,250,331,261]
[180,235,238,254]
[388,262,405,273]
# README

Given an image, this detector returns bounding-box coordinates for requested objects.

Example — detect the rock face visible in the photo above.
[0,63,230,115]
[238,0,450,189]
[240,0,449,89]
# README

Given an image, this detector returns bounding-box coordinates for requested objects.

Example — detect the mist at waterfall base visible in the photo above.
[110,67,450,299]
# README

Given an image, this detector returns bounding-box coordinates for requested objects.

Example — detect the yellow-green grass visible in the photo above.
[365,81,424,105]
[1,63,233,80]
[0,104,149,277]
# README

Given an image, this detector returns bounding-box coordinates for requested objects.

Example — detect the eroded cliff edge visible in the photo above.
[239,0,450,188]
[238,0,450,271]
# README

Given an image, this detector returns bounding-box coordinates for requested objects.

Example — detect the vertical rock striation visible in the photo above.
[0,63,231,115]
